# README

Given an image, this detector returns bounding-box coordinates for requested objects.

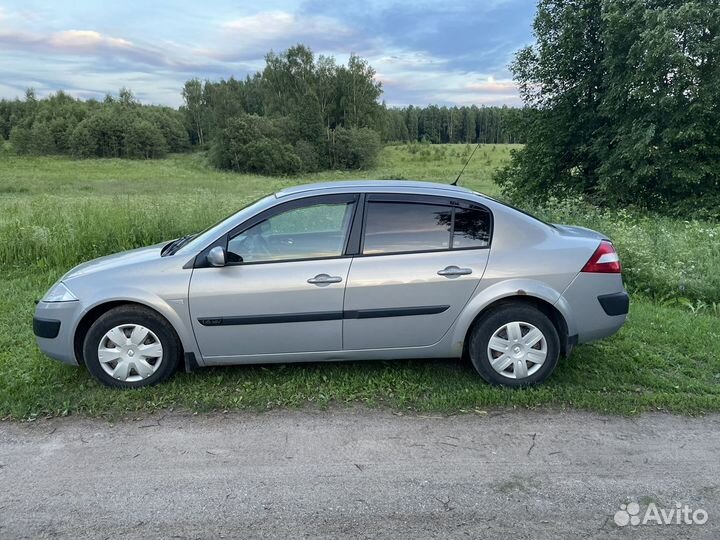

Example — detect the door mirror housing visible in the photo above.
[207,246,226,267]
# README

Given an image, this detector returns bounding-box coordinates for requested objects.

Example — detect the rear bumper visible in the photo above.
[33,301,81,366]
[559,273,628,344]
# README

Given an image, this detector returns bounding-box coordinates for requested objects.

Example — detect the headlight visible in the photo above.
[42,282,78,303]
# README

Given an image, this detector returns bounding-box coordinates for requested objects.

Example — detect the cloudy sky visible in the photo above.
[0,0,535,107]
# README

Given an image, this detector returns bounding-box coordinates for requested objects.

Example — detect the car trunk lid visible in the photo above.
[553,224,608,241]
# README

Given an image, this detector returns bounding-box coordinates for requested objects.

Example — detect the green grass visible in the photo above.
[0,143,504,196]
[0,144,718,419]
[0,144,504,270]
[533,198,720,308]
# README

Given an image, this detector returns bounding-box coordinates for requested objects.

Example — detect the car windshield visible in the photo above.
[171,194,276,256]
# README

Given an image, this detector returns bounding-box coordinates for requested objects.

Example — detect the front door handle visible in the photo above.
[307,274,343,285]
[437,266,473,277]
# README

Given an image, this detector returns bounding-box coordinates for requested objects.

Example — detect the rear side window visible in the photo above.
[362,200,491,255]
[363,203,451,254]
[453,207,491,249]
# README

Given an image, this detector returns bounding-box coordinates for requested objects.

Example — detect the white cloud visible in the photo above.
[0,54,188,106]
[373,49,448,69]
[223,10,349,37]
[0,26,222,73]
[369,54,519,106]
[221,11,351,47]
[47,30,133,50]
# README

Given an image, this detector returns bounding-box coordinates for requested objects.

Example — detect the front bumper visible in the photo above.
[33,301,82,366]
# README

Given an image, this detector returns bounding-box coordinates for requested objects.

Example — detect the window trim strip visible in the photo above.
[360,196,492,256]
[193,191,494,268]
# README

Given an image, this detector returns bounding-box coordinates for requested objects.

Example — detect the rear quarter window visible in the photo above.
[453,207,491,249]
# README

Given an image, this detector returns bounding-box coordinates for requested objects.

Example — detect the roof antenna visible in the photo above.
[452,142,481,186]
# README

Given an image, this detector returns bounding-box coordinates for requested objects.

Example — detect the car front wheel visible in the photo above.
[468,304,560,386]
[83,305,181,388]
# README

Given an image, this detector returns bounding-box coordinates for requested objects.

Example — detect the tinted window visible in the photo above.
[453,207,491,249]
[363,202,452,255]
[228,202,355,263]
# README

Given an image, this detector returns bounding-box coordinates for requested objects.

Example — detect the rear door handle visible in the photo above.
[437,266,473,277]
[307,274,343,285]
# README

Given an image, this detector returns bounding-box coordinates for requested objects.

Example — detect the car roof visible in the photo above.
[275,180,477,199]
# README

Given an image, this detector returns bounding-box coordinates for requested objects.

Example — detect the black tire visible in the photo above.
[468,304,560,387]
[83,305,181,388]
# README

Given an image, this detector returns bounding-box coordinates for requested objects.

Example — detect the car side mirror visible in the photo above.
[207,246,226,267]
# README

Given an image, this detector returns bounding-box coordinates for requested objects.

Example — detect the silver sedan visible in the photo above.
[33,180,629,388]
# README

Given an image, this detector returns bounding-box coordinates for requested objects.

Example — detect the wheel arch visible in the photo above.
[452,279,577,358]
[461,296,572,357]
[73,299,190,365]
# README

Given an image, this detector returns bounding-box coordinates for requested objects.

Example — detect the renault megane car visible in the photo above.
[33,180,629,388]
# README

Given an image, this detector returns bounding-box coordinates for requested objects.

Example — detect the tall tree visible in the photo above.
[337,54,382,129]
[181,79,208,145]
[405,106,419,141]
[316,55,339,136]
[496,0,720,214]
[595,0,720,209]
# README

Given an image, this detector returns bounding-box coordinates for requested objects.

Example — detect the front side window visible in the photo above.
[228,201,355,263]
[363,202,452,255]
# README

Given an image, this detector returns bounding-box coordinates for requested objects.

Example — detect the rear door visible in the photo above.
[342,194,492,350]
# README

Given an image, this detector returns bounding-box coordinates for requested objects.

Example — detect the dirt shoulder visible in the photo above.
[1,408,718,539]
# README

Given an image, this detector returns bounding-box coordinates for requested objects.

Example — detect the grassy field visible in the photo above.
[1,144,718,418]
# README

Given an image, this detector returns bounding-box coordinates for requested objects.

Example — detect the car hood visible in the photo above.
[62,242,166,282]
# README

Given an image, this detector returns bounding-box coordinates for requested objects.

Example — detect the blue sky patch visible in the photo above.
[0,0,535,106]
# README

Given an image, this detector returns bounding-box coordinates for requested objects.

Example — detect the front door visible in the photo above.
[190,194,358,360]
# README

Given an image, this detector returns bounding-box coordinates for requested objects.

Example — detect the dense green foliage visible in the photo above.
[496,0,720,217]
[182,45,384,174]
[1,89,189,159]
[0,149,718,418]
[207,115,300,175]
[382,105,525,144]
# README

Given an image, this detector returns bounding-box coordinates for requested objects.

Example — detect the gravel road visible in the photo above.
[1,408,719,539]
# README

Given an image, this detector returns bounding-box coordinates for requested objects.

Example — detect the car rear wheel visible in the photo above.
[468,304,560,387]
[83,305,180,388]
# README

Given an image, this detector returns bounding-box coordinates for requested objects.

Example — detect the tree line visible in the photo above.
[1,89,189,159]
[381,105,524,145]
[0,43,524,174]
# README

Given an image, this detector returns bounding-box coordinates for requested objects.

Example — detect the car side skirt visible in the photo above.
[200,343,457,366]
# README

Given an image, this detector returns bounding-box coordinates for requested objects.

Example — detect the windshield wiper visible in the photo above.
[162,234,195,256]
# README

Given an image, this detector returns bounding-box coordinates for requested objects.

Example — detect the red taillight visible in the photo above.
[581,240,622,273]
